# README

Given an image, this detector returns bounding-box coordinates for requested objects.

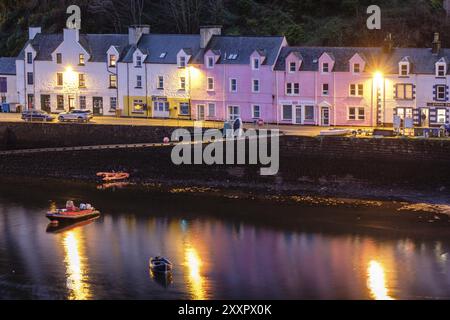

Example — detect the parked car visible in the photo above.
[21,110,54,122]
[58,110,93,123]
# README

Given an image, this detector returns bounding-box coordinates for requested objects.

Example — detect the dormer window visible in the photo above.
[353,63,361,73]
[207,56,214,68]
[179,56,186,68]
[79,54,85,66]
[27,52,33,64]
[399,63,409,76]
[436,63,446,77]
[56,53,62,64]
[253,58,260,70]
[109,54,117,67]
[289,62,296,73]
[322,63,329,73]
[136,56,142,67]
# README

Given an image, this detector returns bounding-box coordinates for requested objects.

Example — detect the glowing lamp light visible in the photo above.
[374,71,384,87]
[64,66,77,84]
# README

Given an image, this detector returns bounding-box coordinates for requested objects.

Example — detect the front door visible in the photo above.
[197,105,205,120]
[93,97,103,115]
[420,108,429,127]
[40,95,51,113]
[68,95,75,111]
[321,107,330,126]
[295,106,302,124]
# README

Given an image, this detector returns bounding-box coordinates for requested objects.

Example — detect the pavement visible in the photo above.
[0,112,366,137]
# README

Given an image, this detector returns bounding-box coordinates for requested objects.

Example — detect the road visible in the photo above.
[0,113,365,137]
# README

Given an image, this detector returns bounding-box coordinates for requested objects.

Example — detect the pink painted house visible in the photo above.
[190,30,287,123]
[274,47,380,126]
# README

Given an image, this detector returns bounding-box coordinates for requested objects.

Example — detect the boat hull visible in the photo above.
[46,210,100,222]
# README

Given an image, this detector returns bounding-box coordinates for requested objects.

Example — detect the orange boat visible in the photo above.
[46,201,100,223]
[96,172,130,182]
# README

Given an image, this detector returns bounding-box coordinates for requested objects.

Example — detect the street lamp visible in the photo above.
[373,71,384,127]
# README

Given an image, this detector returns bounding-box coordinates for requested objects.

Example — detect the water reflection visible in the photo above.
[62,229,91,300]
[184,246,206,300]
[367,260,394,300]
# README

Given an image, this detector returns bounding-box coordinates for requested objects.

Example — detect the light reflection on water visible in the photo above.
[0,194,450,300]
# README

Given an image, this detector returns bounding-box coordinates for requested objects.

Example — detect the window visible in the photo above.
[79,54,85,65]
[322,63,329,73]
[230,78,237,92]
[179,56,186,68]
[286,83,299,95]
[79,96,86,109]
[350,84,364,97]
[179,102,190,115]
[289,62,296,73]
[252,79,260,93]
[57,73,63,86]
[157,76,164,89]
[110,97,117,111]
[109,74,117,88]
[27,72,34,85]
[56,53,62,64]
[133,99,144,113]
[180,77,186,90]
[208,103,216,117]
[136,55,142,67]
[27,52,33,64]
[396,107,413,120]
[437,64,446,77]
[436,85,446,101]
[348,107,365,120]
[207,56,214,68]
[322,83,329,96]
[136,75,142,88]
[400,63,409,76]
[153,101,169,112]
[253,58,260,70]
[304,105,314,121]
[159,52,167,59]
[79,74,86,88]
[109,55,117,67]
[353,63,360,73]
[207,77,214,91]
[437,109,447,124]
[396,84,414,100]
[228,106,240,120]
[57,95,64,110]
[1,96,6,103]
[252,105,261,118]
[282,105,292,121]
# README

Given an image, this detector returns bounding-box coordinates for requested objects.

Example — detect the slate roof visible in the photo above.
[0,57,17,75]
[17,33,129,62]
[121,34,201,64]
[192,35,285,65]
[275,46,450,75]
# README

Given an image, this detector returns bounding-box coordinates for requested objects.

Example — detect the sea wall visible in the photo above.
[0,123,449,199]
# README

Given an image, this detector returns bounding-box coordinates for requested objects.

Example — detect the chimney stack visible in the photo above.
[128,25,150,46]
[382,33,393,54]
[432,32,441,55]
[29,27,41,40]
[63,28,79,42]
[200,26,222,49]
[444,0,450,16]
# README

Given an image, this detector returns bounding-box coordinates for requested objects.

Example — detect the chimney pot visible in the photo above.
[432,32,441,55]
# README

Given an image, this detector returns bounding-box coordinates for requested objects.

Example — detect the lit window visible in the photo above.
[79,74,86,88]
[349,107,365,120]
[180,77,186,90]
[109,74,117,88]
[437,109,447,123]
[57,73,63,86]
[109,55,117,67]
[133,99,144,113]
[79,54,85,65]
[353,63,360,73]
[396,84,414,100]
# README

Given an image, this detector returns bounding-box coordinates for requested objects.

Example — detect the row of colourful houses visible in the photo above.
[1,25,449,127]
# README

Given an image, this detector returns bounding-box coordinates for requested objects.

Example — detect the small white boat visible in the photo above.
[320,128,352,137]
[149,257,173,273]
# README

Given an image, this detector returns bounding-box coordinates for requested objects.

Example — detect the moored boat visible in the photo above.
[46,201,100,223]
[149,256,173,273]
[320,128,352,137]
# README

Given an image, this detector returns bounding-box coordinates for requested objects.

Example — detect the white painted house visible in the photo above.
[16,27,128,115]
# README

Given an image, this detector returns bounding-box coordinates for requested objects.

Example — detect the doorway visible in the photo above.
[321,107,330,126]
[93,97,103,115]
[40,95,51,113]
[295,106,302,124]
[68,95,75,111]
[420,108,429,127]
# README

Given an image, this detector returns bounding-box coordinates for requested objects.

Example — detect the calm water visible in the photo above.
[0,180,450,300]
